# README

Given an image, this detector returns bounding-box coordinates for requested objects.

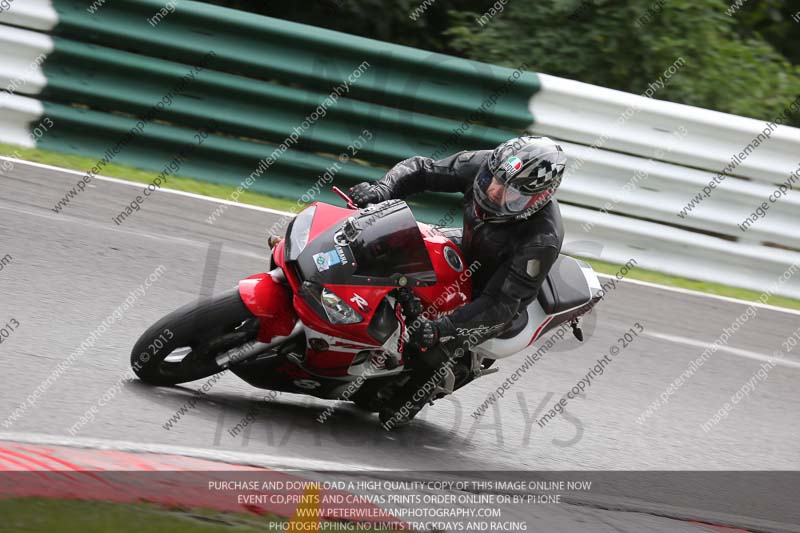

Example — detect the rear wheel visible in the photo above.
[131,289,258,386]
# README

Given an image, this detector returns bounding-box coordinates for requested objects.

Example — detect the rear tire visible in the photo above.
[131,289,258,386]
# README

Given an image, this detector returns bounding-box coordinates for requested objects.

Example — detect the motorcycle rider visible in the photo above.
[348,136,567,428]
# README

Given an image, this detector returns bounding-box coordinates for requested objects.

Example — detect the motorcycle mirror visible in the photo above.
[571,319,584,342]
[332,186,358,210]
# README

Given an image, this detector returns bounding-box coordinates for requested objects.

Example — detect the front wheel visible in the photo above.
[131,289,258,386]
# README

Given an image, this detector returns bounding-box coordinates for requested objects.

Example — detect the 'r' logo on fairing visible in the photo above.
[350,293,369,312]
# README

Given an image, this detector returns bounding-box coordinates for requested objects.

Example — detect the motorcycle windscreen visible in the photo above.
[349,202,436,285]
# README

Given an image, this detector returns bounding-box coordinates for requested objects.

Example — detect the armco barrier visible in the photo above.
[558,141,800,249]
[560,205,800,301]
[1,0,799,298]
[533,74,800,298]
[0,0,536,219]
[532,74,800,186]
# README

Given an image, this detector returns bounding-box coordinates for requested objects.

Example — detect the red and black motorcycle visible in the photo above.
[131,188,601,420]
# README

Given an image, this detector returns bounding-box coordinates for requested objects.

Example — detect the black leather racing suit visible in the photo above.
[373,150,565,412]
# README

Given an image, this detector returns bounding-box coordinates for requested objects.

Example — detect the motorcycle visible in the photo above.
[131,187,602,424]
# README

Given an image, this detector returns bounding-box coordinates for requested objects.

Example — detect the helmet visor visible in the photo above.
[474,165,552,218]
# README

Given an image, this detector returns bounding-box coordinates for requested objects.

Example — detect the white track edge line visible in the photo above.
[596,274,800,316]
[4,155,799,316]
[645,331,800,370]
[0,156,292,217]
[0,431,375,472]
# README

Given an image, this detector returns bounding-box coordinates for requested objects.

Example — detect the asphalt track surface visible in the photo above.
[1,159,799,531]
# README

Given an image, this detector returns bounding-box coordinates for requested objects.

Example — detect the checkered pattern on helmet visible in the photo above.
[517,159,564,194]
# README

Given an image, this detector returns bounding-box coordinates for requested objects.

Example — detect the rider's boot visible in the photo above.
[378,341,460,429]
[378,369,438,429]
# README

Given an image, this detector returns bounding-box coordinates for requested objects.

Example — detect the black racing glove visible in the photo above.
[395,288,423,320]
[408,317,440,352]
[348,182,391,208]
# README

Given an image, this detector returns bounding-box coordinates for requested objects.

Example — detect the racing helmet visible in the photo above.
[473,136,566,221]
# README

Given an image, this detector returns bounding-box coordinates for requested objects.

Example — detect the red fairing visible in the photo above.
[414,223,472,318]
[275,206,394,345]
[250,203,472,378]
[238,272,296,342]
[274,360,313,380]
[290,284,390,345]
[308,202,352,242]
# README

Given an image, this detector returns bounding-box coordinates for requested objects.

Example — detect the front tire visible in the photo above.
[131,289,258,386]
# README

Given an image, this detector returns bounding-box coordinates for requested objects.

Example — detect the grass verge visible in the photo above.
[0,498,398,533]
[585,259,800,311]
[2,143,799,311]
[0,143,299,212]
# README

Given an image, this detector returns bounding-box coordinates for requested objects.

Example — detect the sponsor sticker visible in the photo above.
[334,245,349,265]
[312,249,341,272]
[503,156,523,175]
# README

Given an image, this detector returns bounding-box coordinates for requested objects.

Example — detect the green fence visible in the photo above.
[19,0,541,220]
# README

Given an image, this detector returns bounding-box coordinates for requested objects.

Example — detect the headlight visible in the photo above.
[320,288,362,324]
[285,205,316,260]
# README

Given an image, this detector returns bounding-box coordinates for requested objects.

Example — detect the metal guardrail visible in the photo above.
[532,74,800,186]
[1,0,536,218]
[561,205,800,300]
[558,141,800,248]
[1,0,799,298]
[531,75,800,299]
